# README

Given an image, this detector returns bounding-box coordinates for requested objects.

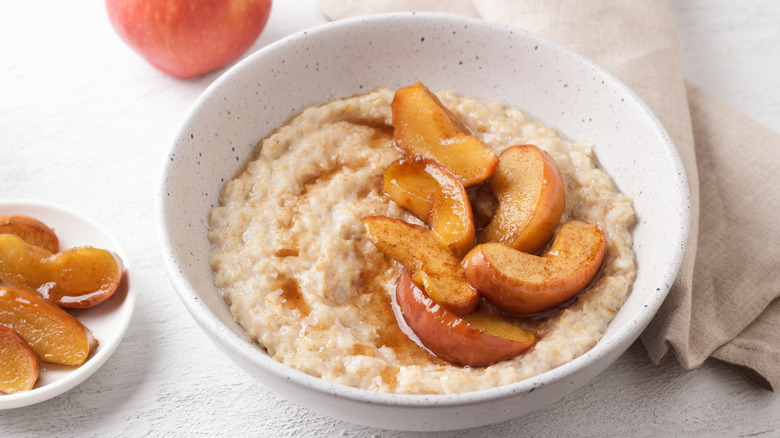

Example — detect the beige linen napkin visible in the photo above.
[318,0,780,390]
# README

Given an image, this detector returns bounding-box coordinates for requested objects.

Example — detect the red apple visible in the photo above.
[105,0,272,79]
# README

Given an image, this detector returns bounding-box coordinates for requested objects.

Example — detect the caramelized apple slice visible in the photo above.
[0,286,96,365]
[362,216,479,316]
[463,221,606,315]
[0,215,59,253]
[396,270,534,367]
[383,155,475,258]
[0,234,124,309]
[391,82,498,187]
[0,325,39,394]
[478,145,565,254]
[461,311,536,344]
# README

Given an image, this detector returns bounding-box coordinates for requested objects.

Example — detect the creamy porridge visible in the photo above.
[207,87,636,395]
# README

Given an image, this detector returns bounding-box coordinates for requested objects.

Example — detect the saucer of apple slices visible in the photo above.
[0,200,134,409]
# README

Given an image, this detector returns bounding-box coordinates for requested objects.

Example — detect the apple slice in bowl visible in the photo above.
[395,270,535,367]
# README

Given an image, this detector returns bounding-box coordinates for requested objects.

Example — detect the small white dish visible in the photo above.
[0,199,134,409]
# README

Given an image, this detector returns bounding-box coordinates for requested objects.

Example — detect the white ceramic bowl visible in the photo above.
[157,13,689,431]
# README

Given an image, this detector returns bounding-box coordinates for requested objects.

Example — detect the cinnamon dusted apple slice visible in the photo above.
[0,215,59,253]
[464,221,606,315]
[396,270,534,367]
[362,216,478,316]
[0,234,124,309]
[0,286,96,366]
[383,155,475,258]
[478,145,565,254]
[391,82,498,187]
[0,325,39,394]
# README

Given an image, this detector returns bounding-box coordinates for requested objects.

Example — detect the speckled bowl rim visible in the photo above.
[158,12,689,414]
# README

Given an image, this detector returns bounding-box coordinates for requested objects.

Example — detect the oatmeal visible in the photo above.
[208,87,636,394]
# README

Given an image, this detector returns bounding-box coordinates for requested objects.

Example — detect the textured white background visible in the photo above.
[1,1,778,436]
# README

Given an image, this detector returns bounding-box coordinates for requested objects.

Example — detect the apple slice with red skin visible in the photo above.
[383,155,475,258]
[0,234,124,309]
[478,144,565,254]
[0,325,39,394]
[396,270,535,367]
[391,82,498,187]
[0,215,59,253]
[464,221,607,315]
[362,216,479,317]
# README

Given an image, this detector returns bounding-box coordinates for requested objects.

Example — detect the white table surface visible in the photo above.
[2,1,778,436]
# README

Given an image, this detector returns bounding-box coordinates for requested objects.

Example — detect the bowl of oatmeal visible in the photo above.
[157,12,689,431]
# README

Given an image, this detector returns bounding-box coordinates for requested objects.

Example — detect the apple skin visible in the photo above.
[395,270,534,367]
[463,221,607,315]
[478,144,565,255]
[106,0,272,79]
[0,215,59,253]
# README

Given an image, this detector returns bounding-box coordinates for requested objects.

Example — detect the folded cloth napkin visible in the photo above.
[318,0,780,390]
